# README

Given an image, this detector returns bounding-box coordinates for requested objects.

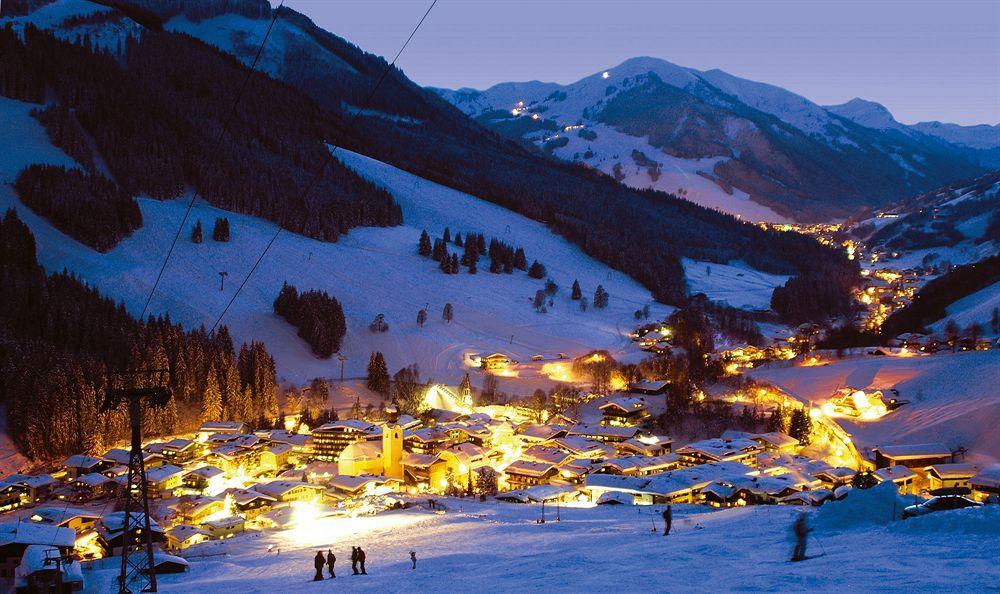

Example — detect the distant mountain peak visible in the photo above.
[825,97,901,130]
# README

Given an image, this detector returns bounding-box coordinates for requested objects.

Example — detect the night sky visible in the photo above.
[277,0,999,126]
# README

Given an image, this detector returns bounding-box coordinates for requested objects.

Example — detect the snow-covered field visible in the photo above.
[751,351,1000,463]
[682,258,789,311]
[80,496,999,593]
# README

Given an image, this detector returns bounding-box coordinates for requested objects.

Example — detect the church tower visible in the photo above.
[382,404,404,479]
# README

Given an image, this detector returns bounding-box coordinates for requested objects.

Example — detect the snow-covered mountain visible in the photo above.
[434,58,996,223]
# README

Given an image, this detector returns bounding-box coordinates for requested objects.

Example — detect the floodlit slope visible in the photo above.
[79,498,999,593]
[682,258,789,310]
[0,142,671,384]
[751,352,1000,463]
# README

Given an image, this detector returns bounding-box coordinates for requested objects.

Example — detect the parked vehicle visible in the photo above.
[902,495,982,518]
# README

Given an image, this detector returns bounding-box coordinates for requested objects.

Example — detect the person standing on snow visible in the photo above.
[326,549,336,578]
[410,550,417,570]
[791,512,812,561]
[358,546,367,574]
[662,505,672,536]
[313,550,325,581]
[351,547,359,575]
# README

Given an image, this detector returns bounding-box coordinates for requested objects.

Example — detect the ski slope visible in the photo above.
[0,130,674,384]
[751,351,1000,463]
[79,496,999,593]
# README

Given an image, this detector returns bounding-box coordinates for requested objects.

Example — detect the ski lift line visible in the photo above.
[209,0,439,333]
[138,0,286,321]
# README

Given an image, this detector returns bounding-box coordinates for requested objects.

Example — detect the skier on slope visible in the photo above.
[313,550,325,581]
[662,505,672,536]
[791,512,812,561]
[351,547,359,575]
[410,550,417,570]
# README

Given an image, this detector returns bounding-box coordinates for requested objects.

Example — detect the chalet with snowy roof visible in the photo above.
[585,461,754,504]
[221,488,276,518]
[325,475,402,500]
[166,524,210,550]
[404,427,452,455]
[599,397,650,426]
[566,424,642,444]
[70,472,115,501]
[206,444,258,474]
[503,460,559,490]
[970,465,1000,501]
[749,432,799,453]
[102,447,163,469]
[516,424,569,444]
[552,436,616,460]
[522,445,574,466]
[260,443,294,471]
[628,380,669,395]
[26,506,100,533]
[445,423,493,448]
[170,496,225,524]
[0,482,26,512]
[479,352,512,371]
[202,515,245,540]
[813,467,857,488]
[253,480,324,503]
[197,420,247,442]
[595,455,678,477]
[183,465,226,494]
[874,443,953,469]
[0,522,75,580]
[497,484,577,503]
[401,453,448,490]
[676,438,762,468]
[616,436,672,457]
[144,464,186,497]
[145,438,203,464]
[312,420,377,462]
[729,474,806,505]
[60,455,103,479]
[873,465,917,494]
[925,463,977,492]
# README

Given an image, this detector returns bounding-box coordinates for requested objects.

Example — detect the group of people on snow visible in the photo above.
[312,547,418,580]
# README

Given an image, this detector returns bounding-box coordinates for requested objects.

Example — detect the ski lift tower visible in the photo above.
[102,369,172,593]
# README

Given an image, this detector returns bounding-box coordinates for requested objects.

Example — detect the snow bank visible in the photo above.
[893,505,1000,537]
[814,482,908,532]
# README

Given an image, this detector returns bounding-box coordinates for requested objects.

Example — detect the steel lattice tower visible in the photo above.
[103,371,172,594]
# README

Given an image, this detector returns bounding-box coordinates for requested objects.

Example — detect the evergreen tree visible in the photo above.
[443,302,454,323]
[367,351,390,396]
[418,229,432,256]
[788,408,812,444]
[528,260,546,279]
[450,253,459,274]
[594,285,609,308]
[533,290,546,312]
[571,279,582,300]
[469,257,477,274]
[201,366,223,422]
[191,220,203,243]
[513,248,527,270]
[454,232,463,247]
[545,278,558,295]
[443,227,451,243]
[417,308,427,327]
[212,217,230,242]
[766,405,787,433]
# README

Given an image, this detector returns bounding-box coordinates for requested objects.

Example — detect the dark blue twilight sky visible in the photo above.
[278,0,999,126]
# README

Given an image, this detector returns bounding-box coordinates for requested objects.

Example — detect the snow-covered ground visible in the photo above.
[751,351,1000,463]
[80,496,999,593]
[0,96,80,183]
[682,258,789,311]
